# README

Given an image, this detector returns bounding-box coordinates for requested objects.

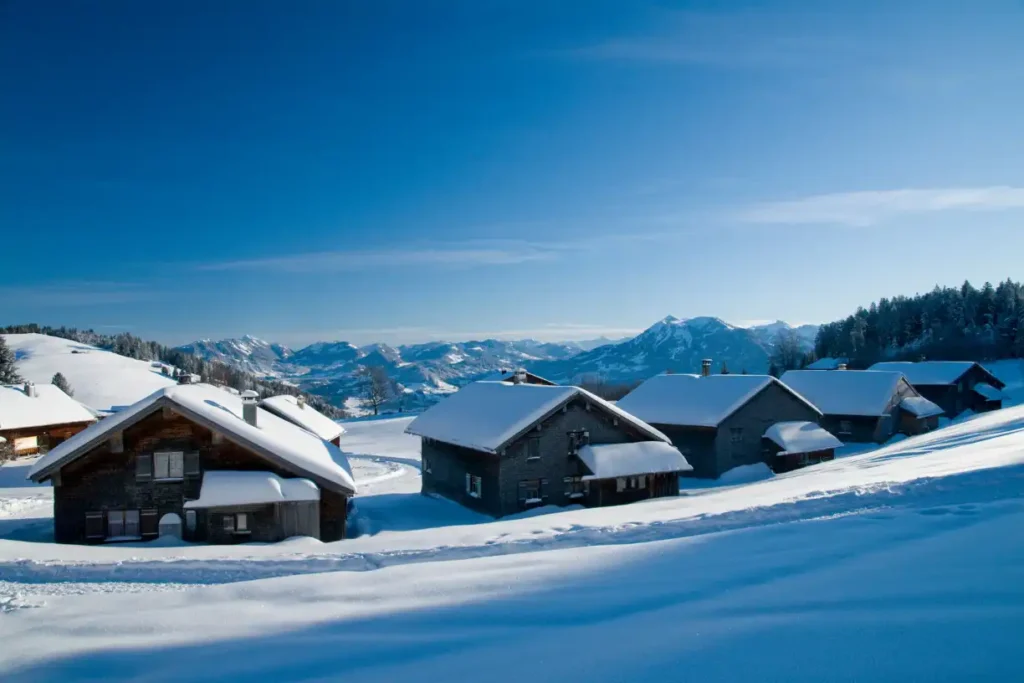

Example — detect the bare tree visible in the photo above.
[357,366,394,416]
[771,329,804,373]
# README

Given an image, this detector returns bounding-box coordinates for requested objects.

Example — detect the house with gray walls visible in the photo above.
[781,370,943,443]
[405,380,691,517]
[866,361,1005,417]
[616,362,823,478]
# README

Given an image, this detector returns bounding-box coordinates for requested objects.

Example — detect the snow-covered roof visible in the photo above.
[577,441,692,480]
[405,381,668,453]
[780,370,905,417]
[899,396,945,418]
[0,384,97,431]
[28,384,355,494]
[762,421,843,455]
[260,395,345,442]
[184,471,320,508]
[867,361,998,387]
[972,382,1003,401]
[616,374,819,428]
[475,369,556,385]
[805,357,848,370]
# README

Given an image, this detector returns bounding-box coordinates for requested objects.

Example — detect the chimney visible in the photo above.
[24,381,37,398]
[297,395,306,410]
[241,390,259,427]
[837,363,848,371]
[701,359,712,377]
[513,368,527,385]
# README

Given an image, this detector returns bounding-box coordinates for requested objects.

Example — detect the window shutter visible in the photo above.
[168,452,184,478]
[184,451,201,477]
[141,509,159,536]
[136,454,153,481]
[465,473,471,493]
[85,511,104,539]
[154,452,169,479]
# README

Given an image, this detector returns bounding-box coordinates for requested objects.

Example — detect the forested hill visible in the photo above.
[0,324,345,418]
[814,279,1024,367]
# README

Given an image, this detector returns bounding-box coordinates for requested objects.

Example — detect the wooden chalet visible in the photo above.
[616,364,823,478]
[28,384,356,545]
[0,382,96,455]
[781,370,943,443]
[867,361,1006,417]
[406,381,691,517]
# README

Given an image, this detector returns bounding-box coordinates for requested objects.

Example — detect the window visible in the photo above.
[465,473,482,499]
[518,479,543,504]
[566,430,590,455]
[85,511,104,539]
[153,451,184,480]
[222,512,248,533]
[422,456,432,474]
[124,510,140,537]
[616,476,647,492]
[564,476,586,499]
[184,451,201,477]
[730,428,744,444]
[135,454,153,481]
[141,509,159,536]
[185,509,197,533]
[107,510,125,538]
[526,438,541,462]
[839,420,853,435]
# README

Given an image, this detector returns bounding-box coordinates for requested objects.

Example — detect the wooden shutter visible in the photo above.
[125,510,141,537]
[465,473,471,493]
[85,511,105,539]
[184,451,201,477]
[168,452,184,478]
[141,509,159,536]
[135,454,153,481]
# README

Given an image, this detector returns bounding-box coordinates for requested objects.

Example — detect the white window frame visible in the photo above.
[526,437,541,462]
[153,451,184,480]
[235,512,250,534]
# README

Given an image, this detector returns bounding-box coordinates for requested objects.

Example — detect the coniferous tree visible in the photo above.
[0,336,22,384]
[719,361,730,375]
[51,372,74,396]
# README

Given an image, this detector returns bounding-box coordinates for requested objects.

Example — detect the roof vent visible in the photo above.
[701,359,712,377]
[24,381,37,398]
[241,390,259,427]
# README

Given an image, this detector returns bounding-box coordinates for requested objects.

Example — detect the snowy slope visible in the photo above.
[2,405,1024,680]
[4,333,177,413]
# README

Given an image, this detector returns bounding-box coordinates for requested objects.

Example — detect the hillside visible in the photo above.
[3,333,177,413]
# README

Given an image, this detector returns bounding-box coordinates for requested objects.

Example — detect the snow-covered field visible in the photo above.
[2,401,1024,679]
[1,355,1023,680]
[3,334,177,413]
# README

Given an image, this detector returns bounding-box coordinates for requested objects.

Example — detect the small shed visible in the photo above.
[762,421,843,473]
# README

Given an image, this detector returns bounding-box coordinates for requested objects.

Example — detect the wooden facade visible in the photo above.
[42,407,350,545]
[0,420,94,456]
[761,439,835,474]
[909,365,1005,417]
[420,396,683,518]
[651,381,822,479]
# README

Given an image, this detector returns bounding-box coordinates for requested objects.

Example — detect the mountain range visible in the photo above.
[177,318,818,412]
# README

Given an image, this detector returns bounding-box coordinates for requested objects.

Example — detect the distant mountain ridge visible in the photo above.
[178,317,818,408]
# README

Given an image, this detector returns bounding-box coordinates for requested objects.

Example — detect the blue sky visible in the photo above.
[3,1,1024,347]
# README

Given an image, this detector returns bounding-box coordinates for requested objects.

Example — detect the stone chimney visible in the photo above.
[297,395,306,410]
[24,381,37,398]
[701,359,712,377]
[241,390,259,427]
[513,368,527,385]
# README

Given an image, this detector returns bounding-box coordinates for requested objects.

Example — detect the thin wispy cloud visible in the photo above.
[567,10,863,70]
[740,186,1024,227]
[196,232,685,274]
[0,282,158,307]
